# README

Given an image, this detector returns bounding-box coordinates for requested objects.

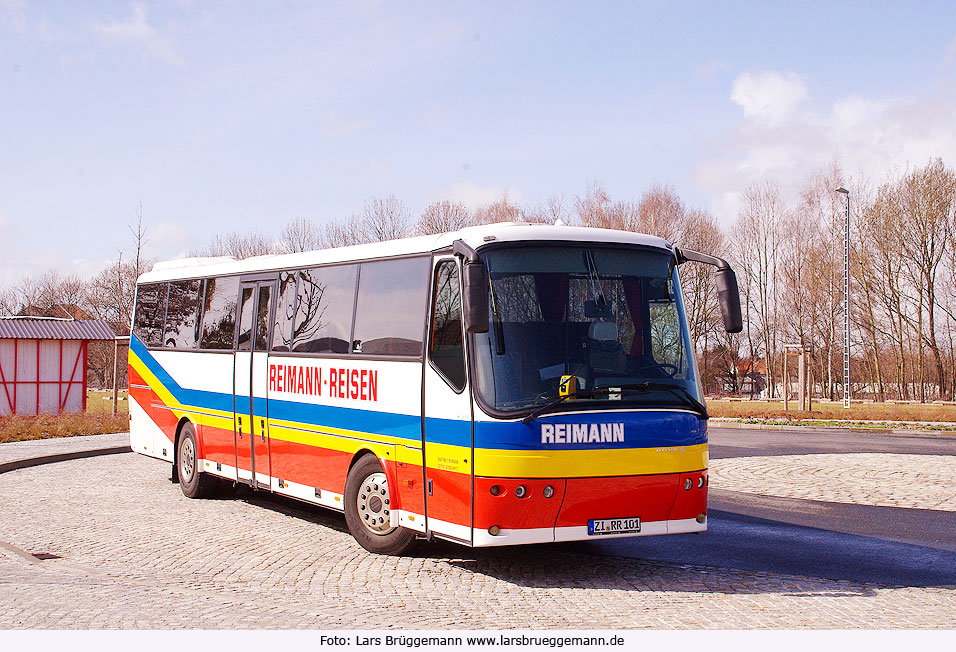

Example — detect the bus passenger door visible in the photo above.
[421,257,474,544]
[234,279,275,488]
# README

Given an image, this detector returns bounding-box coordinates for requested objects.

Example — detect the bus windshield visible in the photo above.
[472,245,702,415]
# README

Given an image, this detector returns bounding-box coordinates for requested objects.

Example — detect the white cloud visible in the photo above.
[144,220,191,261]
[730,70,808,125]
[697,71,956,225]
[92,3,183,66]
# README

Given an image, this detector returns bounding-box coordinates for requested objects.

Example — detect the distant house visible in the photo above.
[0,317,116,416]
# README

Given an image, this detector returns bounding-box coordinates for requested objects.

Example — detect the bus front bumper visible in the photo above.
[471,470,708,547]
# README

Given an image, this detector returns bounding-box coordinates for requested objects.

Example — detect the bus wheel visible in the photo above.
[344,454,417,555]
[177,422,216,499]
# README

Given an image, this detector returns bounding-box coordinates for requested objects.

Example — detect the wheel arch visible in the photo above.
[348,447,401,511]
[173,416,201,465]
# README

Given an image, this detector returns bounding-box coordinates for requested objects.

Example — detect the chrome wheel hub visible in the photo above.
[180,438,195,482]
[357,472,393,535]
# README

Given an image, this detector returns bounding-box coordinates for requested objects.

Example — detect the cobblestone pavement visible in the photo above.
[1,454,955,629]
[709,453,956,511]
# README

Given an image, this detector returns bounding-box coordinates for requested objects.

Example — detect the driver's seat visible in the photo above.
[587,321,627,376]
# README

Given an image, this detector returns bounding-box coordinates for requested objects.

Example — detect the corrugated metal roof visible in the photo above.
[0,318,117,340]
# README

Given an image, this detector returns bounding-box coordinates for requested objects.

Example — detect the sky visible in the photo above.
[3,0,956,285]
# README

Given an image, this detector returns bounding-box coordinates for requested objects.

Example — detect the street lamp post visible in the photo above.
[835,186,850,408]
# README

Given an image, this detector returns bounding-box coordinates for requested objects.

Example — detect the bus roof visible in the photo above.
[139,222,674,284]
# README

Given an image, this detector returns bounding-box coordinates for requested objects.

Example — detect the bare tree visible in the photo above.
[0,283,15,316]
[197,231,275,259]
[575,182,612,227]
[417,200,473,235]
[473,192,523,225]
[129,202,150,279]
[896,159,956,400]
[321,215,369,248]
[522,195,571,224]
[14,269,87,317]
[732,180,787,398]
[574,182,640,230]
[278,216,324,253]
[360,195,412,242]
[679,209,724,348]
[637,183,688,242]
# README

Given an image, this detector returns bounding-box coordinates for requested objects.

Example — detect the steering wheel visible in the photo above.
[658,363,680,378]
[632,360,680,378]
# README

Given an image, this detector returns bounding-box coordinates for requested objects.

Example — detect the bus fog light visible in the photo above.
[489,485,501,496]
[684,478,692,491]
[696,513,706,524]
[488,525,501,536]
[514,485,527,498]
[543,485,554,498]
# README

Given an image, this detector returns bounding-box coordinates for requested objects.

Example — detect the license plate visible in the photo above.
[588,517,641,536]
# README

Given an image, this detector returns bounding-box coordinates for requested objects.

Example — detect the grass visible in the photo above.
[86,389,130,415]
[707,398,956,429]
[0,389,129,443]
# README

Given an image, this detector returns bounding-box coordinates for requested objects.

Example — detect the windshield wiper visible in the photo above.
[521,382,708,424]
[593,382,708,418]
[521,388,607,424]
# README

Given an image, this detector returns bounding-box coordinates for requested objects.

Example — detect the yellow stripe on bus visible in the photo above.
[474,443,707,478]
[132,350,706,479]
[129,352,233,422]
[268,421,400,459]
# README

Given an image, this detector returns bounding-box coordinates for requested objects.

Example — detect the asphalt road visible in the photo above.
[569,426,956,588]
[709,424,956,458]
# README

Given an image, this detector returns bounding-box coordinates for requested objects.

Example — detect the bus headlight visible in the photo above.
[543,485,554,499]
[514,485,527,498]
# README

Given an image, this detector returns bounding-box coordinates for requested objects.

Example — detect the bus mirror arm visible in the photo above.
[676,247,743,334]
[454,240,490,334]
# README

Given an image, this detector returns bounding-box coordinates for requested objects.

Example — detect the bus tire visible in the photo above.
[177,422,216,499]
[344,454,417,555]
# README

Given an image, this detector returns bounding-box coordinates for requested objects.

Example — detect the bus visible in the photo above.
[129,222,742,554]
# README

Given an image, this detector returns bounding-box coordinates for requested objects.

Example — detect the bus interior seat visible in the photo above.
[587,321,627,376]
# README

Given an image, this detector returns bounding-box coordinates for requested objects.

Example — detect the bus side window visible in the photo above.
[292,264,357,354]
[199,276,239,350]
[352,257,430,356]
[163,279,203,349]
[271,270,297,352]
[429,260,465,391]
[133,282,168,348]
[236,287,255,352]
[254,285,271,352]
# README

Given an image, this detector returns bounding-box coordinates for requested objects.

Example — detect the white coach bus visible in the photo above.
[129,222,741,554]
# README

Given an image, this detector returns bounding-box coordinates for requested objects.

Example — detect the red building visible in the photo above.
[0,317,116,416]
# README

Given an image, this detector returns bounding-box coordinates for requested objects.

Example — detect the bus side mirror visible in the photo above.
[462,261,489,334]
[676,246,743,334]
[716,268,743,334]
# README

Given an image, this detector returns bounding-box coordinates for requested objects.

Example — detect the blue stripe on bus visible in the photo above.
[131,335,469,447]
[131,335,235,413]
[132,335,704,451]
[475,412,707,450]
